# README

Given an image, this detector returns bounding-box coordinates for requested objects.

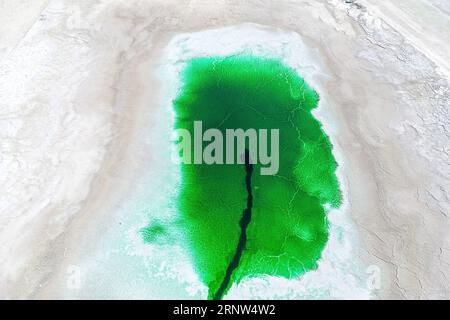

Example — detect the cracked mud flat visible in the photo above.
[0,0,449,299]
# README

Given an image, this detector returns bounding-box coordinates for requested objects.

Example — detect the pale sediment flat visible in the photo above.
[0,0,449,299]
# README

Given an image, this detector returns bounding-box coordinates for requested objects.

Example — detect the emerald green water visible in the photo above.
[143,55,341,299]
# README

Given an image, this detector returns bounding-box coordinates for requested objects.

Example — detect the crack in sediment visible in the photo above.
[212,149,254,300]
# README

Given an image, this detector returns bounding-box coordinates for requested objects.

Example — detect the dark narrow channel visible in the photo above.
[213,149,254,300]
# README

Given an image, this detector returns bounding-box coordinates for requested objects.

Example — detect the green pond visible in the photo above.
[143,55,341,299]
